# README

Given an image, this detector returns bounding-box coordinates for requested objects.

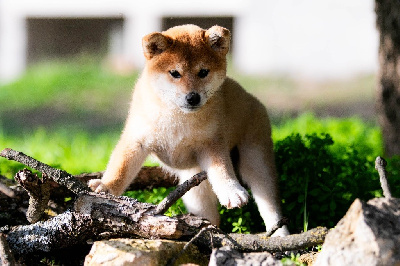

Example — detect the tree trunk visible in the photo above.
[375,0,400,157]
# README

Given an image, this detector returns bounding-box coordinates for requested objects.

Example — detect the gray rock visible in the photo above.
[315,197,400,266]
[209,246,281,266]
[84,238,208,266]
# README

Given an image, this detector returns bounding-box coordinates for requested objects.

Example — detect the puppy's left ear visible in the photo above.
[142,32,173,60]
[205,26,231,55]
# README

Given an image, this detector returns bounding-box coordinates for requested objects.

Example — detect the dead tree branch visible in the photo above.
[5,193,211,255]
[375,156,392,198]
[0,148,89,195]
[265,217,290,237]
[193,226,329,253]
[154,171,207,215]
[1,148,328,257]
[14,169,51,223]
[75,167,178,190]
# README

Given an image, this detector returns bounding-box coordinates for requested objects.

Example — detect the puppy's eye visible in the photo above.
[198,69,209,78]
[169,70,181,79]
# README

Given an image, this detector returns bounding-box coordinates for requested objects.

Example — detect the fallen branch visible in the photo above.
[154,171,207,215]
[265,217,290,237]
[0,148,89,195]
[193,226,328,253]
[14,169,51,223]
[75,167,178,190]
[375,156,392,198]
[4,192,210,255]
[0,148,328,258]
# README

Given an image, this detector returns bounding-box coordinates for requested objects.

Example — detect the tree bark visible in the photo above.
[375,0,400,157]
[3,193,211,255]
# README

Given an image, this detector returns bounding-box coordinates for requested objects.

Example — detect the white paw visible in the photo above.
[88,179,110,193]
[216,183,249,209]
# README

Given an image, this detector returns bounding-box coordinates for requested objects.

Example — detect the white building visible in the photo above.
[0,0,378,84]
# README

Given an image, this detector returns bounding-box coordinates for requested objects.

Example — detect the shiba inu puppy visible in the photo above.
[89,24,289,236]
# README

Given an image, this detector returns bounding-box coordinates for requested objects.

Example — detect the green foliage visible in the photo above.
[273,113,382,157]
[275,133,381,231]
[218,190,266,233]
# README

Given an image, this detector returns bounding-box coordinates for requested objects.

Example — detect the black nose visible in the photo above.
[185,92,201,106]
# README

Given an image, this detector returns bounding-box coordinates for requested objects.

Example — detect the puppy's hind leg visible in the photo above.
[175,168,220,226]
[238,143,289,236]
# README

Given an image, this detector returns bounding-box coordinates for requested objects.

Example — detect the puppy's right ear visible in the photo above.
[142,33,173,60]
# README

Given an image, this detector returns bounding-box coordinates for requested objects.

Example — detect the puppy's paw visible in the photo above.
[88,179,110,193]
[217,183,249,209]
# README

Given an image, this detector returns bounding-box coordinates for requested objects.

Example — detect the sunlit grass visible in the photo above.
[0,56,138,113]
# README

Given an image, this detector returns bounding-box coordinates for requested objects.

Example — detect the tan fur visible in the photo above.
[89,24,289,236]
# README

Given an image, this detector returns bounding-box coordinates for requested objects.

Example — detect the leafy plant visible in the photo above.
[275,133,380,232]
[231,217,248,234]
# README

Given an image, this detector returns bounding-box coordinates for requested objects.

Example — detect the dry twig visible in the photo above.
[193,226,329,253]
[154,171,207,215]
[14,169,51,223]
[0,148,89,195]
[75,167,178,190]
[375,156,392,198]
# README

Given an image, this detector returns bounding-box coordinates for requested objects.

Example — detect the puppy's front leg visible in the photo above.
[199,149,249,209]
[89,135,148,195]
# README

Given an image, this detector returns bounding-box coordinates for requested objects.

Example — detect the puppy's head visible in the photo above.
[142,24,230,113]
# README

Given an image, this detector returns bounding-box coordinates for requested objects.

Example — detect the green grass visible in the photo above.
[0,56,137,113]
[0,127,118,177]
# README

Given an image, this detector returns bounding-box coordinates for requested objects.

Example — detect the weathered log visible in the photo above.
[192,226,328,253]
[1,148,329,258]
[4,192,211,255]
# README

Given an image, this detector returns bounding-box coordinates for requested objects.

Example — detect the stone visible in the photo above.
[314,197,400,266]
[298,252,318,266]
[84,238,209,266]
[209,246,281,266]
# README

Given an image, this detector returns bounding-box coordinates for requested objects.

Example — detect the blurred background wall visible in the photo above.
[0,0,377,84]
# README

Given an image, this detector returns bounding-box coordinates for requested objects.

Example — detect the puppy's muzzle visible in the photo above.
[185,92,201,107]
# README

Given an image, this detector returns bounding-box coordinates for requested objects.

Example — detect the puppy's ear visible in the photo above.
[205,26,231,55]
[142,32,173,60]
